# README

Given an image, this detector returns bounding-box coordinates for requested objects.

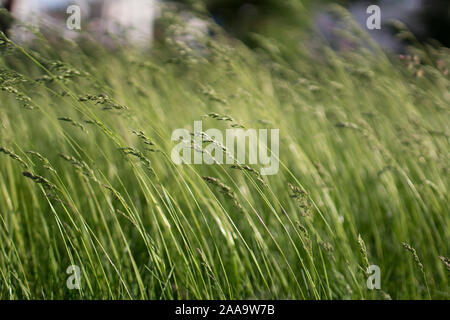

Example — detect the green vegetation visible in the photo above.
[0,9,448,299]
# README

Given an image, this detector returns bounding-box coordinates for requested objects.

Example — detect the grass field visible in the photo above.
[0,8,449,299]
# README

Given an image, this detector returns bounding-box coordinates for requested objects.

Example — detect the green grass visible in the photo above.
[0,11,448,299]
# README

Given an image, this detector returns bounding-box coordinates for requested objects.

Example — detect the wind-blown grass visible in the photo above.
[0,11,448,300]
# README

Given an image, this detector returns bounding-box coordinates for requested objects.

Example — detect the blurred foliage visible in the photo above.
[174,0,450,48]
[420,0,450,47]
[174,0,312,45]
[0,8,13,35]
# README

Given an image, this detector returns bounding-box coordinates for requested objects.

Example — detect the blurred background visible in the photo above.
[1,0,449,50]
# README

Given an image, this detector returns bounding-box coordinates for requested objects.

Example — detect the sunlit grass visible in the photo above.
[0,10,448,299]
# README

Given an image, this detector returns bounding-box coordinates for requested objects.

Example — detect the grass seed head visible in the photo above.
[22,171,56,191]
[402,242,424,272]
[0,146,29,168]
[438,256,450,273]
[288,183,312,217]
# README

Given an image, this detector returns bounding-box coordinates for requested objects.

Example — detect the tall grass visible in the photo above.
[0,8,448,299]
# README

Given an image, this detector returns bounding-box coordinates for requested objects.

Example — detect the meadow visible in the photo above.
[0,8,449,299]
